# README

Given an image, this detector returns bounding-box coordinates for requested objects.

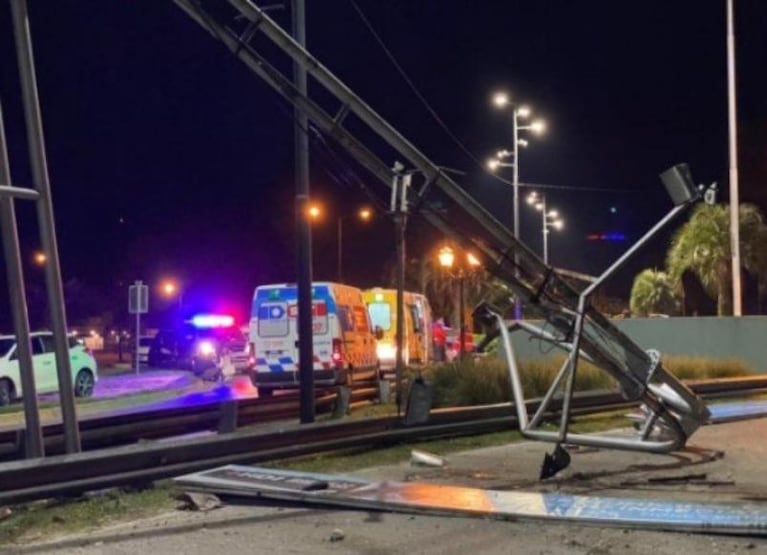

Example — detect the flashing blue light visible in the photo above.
[191,314,235,328]
[603,232,627,242]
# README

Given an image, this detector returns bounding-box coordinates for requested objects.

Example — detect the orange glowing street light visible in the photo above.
[437,245,482,359]
[33,251,46,266]
[307,202,322,221]
[160,279,183,310]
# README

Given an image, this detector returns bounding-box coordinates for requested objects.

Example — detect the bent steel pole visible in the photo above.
[11,0,81,453]
[174,1,710,463]
[0,103,43,458]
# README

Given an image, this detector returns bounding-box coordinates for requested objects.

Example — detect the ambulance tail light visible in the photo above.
[332,338,344,368]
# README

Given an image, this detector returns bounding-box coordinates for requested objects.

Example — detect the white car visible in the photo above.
[137,335,154,366]
[0,331,98,406]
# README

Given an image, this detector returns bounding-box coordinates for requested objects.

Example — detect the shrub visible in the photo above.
[424,354,755,408]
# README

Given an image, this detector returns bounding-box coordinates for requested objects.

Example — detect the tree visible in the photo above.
[629,269,679,317]
[666,203,767,315]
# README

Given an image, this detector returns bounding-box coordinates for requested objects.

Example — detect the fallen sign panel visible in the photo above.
[175,465,767,537]
[708,400,767,424]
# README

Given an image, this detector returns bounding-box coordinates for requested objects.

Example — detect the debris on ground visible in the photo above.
[328,528,345,542]
[175,492,223,512]
[410,449,445,467]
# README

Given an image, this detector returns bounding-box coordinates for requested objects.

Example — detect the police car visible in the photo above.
[148,314,252,380]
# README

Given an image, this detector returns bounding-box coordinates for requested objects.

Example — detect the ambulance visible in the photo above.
[249,282,380,395]
[363,288,432,371]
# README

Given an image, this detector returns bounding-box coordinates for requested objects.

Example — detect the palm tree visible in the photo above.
[629,269,679,317]
[666,203,767,315]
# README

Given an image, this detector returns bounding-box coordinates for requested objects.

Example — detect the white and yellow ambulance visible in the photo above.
[363,288,432,371]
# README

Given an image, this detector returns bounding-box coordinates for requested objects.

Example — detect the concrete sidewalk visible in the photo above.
[93,370,196,400]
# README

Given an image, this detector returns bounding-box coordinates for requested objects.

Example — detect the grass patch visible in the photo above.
[663,356,755,380]
[0,482,179,546]
[263,429,524,474]
[425,356,615,408]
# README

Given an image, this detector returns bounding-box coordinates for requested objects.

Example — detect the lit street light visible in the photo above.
[527,191,564,265]
[488,91,547,317]
[32,251,46,266]
[438,245,481,358]
[160,279,184,314]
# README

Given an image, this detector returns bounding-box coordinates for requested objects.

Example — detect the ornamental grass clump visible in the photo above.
[425,354,754,408]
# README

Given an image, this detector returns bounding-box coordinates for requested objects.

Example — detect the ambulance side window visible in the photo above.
[409,305,422,333]
[352,306,370,333]
[337,305,354,332]
[257,302,289,337]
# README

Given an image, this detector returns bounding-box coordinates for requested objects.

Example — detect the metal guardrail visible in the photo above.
[0,385,381,460]
[0,377,765,505]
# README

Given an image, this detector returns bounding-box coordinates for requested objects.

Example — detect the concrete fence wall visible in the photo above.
[512,316,767,372]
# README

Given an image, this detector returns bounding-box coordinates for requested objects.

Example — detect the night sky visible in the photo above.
[0,1,765,327]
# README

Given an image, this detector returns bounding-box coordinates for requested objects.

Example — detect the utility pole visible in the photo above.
[727,0,742,316]
[292,0,314,422]
[391,162,409,417]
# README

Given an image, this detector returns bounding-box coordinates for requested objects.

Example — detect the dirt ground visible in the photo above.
[7,413,767,554]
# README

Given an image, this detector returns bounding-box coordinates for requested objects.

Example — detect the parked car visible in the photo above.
[137,335,154,366]
[148,315,252,380]
[0,331,98,406]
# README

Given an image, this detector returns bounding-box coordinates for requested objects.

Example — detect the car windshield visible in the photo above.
[0,338,15,357]
[139,337,154,347]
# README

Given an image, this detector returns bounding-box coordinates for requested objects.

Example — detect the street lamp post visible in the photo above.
[337,207,371,282]
[488,92,546,318]
[488,92,546,242]
[527,191,564,265]
[438,246,481,359]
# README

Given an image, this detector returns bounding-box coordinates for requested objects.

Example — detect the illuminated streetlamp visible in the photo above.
[488,92,547,318]
[160,279,183,312]
[487,92,547,241]
[438,246,482,358]
[527,192,564,265]
[307,202,322,221]
[32,251,46,266]
[337,207,372,282]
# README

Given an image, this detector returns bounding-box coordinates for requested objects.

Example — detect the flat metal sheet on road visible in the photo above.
[708,400,767,423]
[175,465,767,536]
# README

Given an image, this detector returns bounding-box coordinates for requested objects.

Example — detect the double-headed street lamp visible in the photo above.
[527,191,564,265]
[307,202,372,282]
[337,207,372,282]
[438,246,481,359]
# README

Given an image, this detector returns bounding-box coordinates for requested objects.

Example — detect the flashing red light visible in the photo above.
[332,338,344,368]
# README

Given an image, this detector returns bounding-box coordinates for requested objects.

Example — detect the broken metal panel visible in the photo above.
[708,401,767,423]
[175,465,767,536]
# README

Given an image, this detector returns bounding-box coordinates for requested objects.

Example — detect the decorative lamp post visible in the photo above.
[527,191,564,265]
[488,92,546,318]
[438,246,481,359]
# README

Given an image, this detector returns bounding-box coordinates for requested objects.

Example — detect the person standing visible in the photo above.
[432,318,447,362]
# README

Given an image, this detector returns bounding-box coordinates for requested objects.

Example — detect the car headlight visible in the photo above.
[376,343,396,361]
[197,340,216,357]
